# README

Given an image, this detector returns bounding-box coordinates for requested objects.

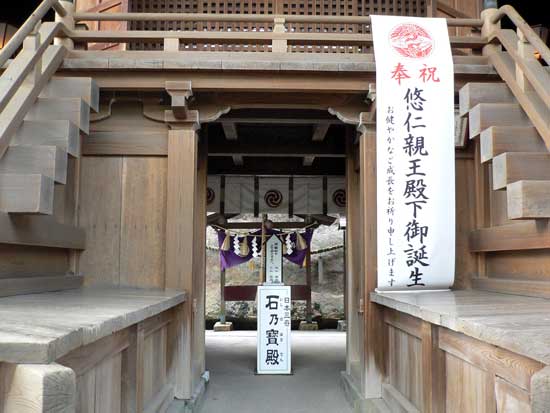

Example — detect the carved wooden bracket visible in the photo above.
[165,80,193,119]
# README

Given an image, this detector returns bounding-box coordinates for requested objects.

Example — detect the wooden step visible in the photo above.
[459,82,515,117]
[25,97,90,135]
[470,220,550,252]
[0,174,54,214]
[472,277,550,300]
[480,126,546,163]
[0,146,67,184]
[40,77,99,112]
[507,180,550,219]
[469,103,531,139]
[11,120,80,157]
[492,152,550,190]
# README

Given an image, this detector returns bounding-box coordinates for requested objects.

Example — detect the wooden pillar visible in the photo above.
[345,127,364,380]
[421,322,446,413]
[220,268,226,324]
[54,1,74,50]
[165,123,205,400]
[260,213,267,284]
[305,245,313,323]
[358,119,385,399]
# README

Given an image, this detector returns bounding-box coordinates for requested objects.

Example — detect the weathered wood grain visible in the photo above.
[507,180,550,219]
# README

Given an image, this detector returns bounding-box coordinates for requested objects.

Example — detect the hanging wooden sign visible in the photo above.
[372,16,455,290]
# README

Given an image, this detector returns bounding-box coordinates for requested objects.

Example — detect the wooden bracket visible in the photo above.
[165,80,193,120]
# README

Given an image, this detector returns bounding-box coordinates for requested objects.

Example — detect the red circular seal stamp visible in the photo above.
[389,23,434,59]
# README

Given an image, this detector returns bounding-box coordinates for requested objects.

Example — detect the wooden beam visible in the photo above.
[0,275,83,298]
[208,139,345,158]
[83,130,167,156]
[209,157,345,175]
[0,213,86,249]
[219,221,311,230]
[232,155,243,166]
[470,221,550,252]
[221,122,238,140]
[220,117,339,125]
[312,123,330,141]
[303,156,315,166]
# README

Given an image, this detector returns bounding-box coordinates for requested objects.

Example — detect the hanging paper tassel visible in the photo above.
[251,236,259,258]
[285,233,293,256]
[233,235,241,256]
[296,231,308,251]
[239,236,250,257]
[221,231,231,251]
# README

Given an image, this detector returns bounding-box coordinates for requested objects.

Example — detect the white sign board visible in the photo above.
[257,285,291,374]
[265,235,283,284]
[372,15,455,290]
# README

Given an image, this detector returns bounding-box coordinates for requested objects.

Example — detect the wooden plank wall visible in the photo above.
[78,101,168,288]
[53,305,180,413]
[381,307,544,413]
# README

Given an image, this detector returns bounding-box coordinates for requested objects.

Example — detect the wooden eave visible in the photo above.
[55,51,499,93]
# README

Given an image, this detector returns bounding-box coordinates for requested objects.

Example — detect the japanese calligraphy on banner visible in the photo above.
[371,16,455,290]
[266,235,283,284]
[257,286,291,374]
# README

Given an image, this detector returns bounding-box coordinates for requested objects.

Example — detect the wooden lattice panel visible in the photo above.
[128,0,428,52]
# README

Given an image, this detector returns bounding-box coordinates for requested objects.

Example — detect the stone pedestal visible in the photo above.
[337,320,347,332]
[213,321,233,332]
[299,321,319,331]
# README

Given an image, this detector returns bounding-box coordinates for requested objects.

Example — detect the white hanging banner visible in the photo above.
[265,235,283,284]
[257,285,291,374]
[372,16,455,290]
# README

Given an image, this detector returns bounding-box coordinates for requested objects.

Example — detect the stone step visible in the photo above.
[507,180,550,219]
[0,145,67,184]
[492,152,550,191]
[480,126,546,163]
[25,97,90,134]
[11,119,80,157]
[0,173,54,214]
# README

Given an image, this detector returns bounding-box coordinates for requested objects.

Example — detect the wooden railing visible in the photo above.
[69,12,484,53]
[482,5,550,148]
[0,0,71,157]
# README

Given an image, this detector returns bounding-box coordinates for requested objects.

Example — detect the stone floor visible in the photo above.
[200,330,353,413]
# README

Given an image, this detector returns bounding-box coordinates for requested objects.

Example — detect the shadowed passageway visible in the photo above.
[201,331,352,413]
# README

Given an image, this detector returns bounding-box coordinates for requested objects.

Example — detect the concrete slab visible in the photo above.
[201,330,352,413]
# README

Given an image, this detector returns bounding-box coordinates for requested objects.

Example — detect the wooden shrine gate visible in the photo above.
[1,0,550,412]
